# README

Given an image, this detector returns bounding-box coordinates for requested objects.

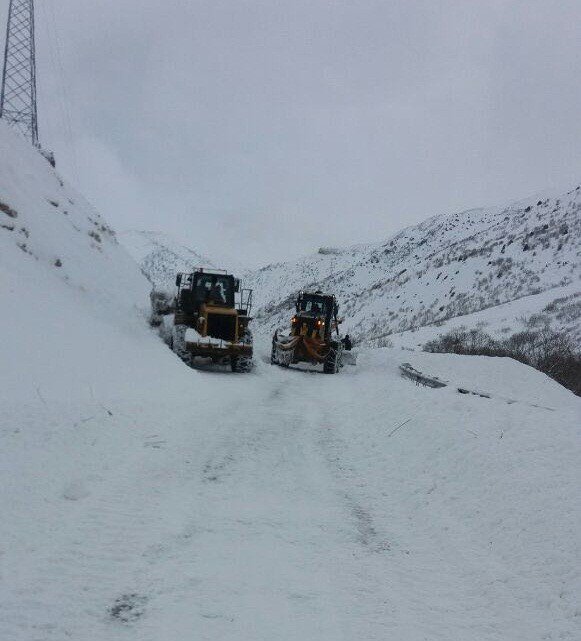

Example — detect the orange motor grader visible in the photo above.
[271,290,350,374]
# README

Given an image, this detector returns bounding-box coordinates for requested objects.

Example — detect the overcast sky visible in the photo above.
[5,0,581,266]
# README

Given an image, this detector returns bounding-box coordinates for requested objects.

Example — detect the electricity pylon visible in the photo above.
[0,0,39,146]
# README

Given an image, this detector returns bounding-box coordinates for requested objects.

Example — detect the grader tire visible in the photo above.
[323,345,340,374]
[231,355,253,373]
[171,324,191,366]
[271,342,291,368]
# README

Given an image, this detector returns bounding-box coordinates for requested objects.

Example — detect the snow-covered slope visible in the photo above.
[389,281,581,351]
[0,122,188,404]
[119,230,215,293]
[245,187,580,346]
[0,131,148,316]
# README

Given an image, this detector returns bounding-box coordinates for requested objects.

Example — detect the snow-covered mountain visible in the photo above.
[119,230,215,293]
[245,186,580,346]
[123,186,580,349]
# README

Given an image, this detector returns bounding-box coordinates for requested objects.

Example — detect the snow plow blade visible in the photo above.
[271,331,344,374]
[185,340,252,359]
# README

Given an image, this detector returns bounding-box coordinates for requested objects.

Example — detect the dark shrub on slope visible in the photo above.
[424,329,581,396]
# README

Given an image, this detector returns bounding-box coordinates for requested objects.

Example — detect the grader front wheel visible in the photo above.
[271,341,291,368]
[323,344,341,374]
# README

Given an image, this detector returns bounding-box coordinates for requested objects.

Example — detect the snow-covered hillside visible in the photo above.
[119,230,215,293]
[389,281,581,351]
[0,123,191,403]
[0,129,148,318]
[245,187,580,346]
[1,122,580,640]
[124,185,580,349]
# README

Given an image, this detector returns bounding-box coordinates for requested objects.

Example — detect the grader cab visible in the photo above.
[171,269,253,372]
[271,291,349,373]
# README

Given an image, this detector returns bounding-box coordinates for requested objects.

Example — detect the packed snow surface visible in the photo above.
[1,348,580,640]
[1,122,580,640]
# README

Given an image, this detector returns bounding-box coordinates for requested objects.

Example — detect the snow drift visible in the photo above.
[0,121,187,404]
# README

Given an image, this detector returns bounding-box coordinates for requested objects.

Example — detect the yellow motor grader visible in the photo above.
[271,290,351,374]
[171,269,253,372]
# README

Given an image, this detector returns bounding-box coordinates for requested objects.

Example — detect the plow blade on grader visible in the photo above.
[271,331,344,374]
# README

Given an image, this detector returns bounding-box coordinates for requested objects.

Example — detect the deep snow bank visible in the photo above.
[0,122,188,404]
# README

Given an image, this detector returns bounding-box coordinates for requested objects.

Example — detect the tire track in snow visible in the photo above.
[0,394,246,640]
[162,371,349,638]
[144,364,400,640]
[304,362,573,641]
[4,355,574,640]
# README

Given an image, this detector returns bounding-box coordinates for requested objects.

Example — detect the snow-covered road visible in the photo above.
[1,346,579,641]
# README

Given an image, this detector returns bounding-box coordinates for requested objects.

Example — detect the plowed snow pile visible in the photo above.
[0,122,579,641]
[0,121,187,403]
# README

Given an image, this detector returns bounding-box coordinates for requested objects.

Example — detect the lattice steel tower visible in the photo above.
[0,0,39,146]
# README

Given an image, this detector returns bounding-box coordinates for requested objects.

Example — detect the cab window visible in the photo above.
[299,297,326,315]
[194,274,233,305]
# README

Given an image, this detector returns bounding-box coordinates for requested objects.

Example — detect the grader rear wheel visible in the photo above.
[171,324,191,365]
